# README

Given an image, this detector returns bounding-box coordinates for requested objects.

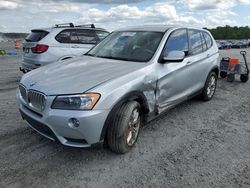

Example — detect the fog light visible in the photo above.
[68,118,80,128]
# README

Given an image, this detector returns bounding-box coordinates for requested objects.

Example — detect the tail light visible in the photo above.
[31,44,49,54]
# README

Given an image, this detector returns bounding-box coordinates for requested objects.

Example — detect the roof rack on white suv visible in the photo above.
[54,23,95,28]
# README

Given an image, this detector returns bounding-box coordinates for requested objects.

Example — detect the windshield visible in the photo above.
[86,31,163,62]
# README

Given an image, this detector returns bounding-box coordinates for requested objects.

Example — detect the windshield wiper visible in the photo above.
[96,55,130,61]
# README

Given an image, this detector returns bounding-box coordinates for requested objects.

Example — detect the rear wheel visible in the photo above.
[240,74,249,83]
[201,72,217,101]
[107,101,142,154]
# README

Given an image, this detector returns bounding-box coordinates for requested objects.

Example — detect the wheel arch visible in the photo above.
[58,55,74,61]
[99,91,150,142]
[211,65,219,77]
[61,56,73,61]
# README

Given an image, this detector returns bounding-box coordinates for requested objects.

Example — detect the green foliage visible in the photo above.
[0,50,6,55]
[204,25,250,40]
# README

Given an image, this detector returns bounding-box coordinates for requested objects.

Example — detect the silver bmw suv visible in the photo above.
[17,25,219,154]
[20,23,109,73]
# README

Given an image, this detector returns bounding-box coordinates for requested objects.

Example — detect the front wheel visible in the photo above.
[107,101,142,154]
[201,72,217,101]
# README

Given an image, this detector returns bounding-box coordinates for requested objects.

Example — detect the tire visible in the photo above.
[227,73,235,82]
[240,74,249,83]
[201,72,217,101]
[220,71,227,78]
[107,101,142,154]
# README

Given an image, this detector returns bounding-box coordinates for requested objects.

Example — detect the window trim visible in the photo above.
[158,28,189,63]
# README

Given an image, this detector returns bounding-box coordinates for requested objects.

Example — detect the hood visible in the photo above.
[21,56,146,95]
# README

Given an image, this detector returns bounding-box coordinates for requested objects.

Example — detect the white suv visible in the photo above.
[20,23,109,73]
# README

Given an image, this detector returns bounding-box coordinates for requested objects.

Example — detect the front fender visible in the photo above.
[99,90,150,141]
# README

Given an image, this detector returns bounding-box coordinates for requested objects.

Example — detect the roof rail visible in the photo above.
[75,24,95,28]
[55,23,74,27]
[54,23,96,29]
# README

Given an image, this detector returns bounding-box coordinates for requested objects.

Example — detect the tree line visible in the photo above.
[1,25,250,40]
[1,33,28,39]
[205,25,250,40]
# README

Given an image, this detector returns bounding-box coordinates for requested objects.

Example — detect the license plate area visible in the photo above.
[23,48,29,53]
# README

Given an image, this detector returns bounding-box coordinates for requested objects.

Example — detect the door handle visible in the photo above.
[186,61,192,65]
[72,45,80,48]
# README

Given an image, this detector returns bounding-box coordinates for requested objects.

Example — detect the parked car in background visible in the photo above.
[242,40,249,47]
[216,41,222,49]
[17,25,219,154]
[220,41,232,49]
[20,23,109,73]
[231,40,248,48]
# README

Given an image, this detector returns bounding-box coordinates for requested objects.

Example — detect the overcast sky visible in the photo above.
[0,0,250,33]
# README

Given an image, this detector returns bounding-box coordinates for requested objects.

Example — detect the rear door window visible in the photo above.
[203,32,213,49]
[25,30,49,42]
[70,30,79,43]
[163,29,188,55]
[55,29,82,44]
[200,32,207,51]
[188,30,203,55]
[76,29,97,44]
[55,30,73,43]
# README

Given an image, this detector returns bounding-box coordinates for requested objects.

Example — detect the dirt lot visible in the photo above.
[1,46,250,188]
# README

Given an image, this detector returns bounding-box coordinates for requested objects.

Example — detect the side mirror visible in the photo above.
[160,50,185,63]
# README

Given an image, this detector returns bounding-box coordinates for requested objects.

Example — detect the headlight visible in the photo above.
[51,93,100,110]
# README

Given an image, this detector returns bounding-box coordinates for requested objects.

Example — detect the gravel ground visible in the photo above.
[1,46,250,188]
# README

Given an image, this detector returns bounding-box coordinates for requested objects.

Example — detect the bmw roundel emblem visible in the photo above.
[29,82,36,87]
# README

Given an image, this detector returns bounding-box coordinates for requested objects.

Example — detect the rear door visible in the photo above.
[187,29,212,88]
[54,29,75,60]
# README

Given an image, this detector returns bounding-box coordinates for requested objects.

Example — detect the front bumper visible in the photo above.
[17,92,110,148]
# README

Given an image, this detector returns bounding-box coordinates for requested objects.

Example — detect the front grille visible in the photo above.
[19,84,46,112]
[19,85,27,103]
[28,90,46,111]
